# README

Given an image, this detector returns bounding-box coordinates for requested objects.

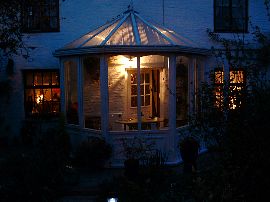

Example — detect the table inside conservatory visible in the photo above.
[115,117,164,130]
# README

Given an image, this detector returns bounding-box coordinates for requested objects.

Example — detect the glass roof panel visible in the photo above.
[136,17,170,45]
[82,19,120,46]
[59,9,200,51]
[63,23,112,49]
[106,16,135,45]
[154,25,196,47]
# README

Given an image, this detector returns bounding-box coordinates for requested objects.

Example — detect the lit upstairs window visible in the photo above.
[214,0,248,33]
[21,0,59,33]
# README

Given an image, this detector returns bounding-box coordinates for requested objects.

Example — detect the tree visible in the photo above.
[0,0,29,143]
[0,0,28,61]
[191,1,270,201]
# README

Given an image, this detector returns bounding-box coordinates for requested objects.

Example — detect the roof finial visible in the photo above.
[128,0,134,11]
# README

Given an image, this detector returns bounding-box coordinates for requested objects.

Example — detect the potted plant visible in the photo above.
[121,137,154,179]
[178,136,200,173]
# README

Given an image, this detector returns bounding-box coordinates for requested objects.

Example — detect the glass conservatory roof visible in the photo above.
[54,8,208,56]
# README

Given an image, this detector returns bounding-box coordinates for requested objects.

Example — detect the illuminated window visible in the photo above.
[130,72,151,107]
[24,70,60,117]
[21,0,59,32]
[214,70,225,108]
[214,0,248,33]
[214,69,245,109]
[229,70,245,109]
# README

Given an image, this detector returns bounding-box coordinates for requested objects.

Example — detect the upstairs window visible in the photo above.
[214,68,246,109]
[21,0,59,33]
[214,0,248,33]
[24,70,60,117]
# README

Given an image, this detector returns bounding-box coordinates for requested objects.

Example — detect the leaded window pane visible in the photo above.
[22,0,59,32]
[214,0,248,32]
[24,70,60,117]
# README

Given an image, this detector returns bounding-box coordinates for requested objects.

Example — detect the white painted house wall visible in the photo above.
[2,0,269,141]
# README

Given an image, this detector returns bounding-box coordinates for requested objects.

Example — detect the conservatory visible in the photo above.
[54,8,209,165]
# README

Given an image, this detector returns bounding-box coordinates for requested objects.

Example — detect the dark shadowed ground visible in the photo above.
[57,151,216,202]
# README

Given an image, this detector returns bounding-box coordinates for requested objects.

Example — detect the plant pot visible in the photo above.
[179,137,199,173]
[124,158,139,179]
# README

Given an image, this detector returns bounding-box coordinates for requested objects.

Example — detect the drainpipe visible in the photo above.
[59,58,66,117]
[169,54,177,162]
[162,0,165,26]
[100,55,109,141]
[77,56,84,129]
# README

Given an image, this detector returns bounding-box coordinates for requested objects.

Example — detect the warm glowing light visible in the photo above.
[230,70,244,83]
[107,198,118,202]
[36,94,43,104]
[111,55,137,78]
[116,55,137,67]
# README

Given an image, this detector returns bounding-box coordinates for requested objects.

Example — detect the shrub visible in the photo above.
[73,137,112,170]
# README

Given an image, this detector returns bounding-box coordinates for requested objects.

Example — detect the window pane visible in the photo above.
[131,97,137,107]
[145,73,150,83]
[215,70,224,84]
[140,84,144,95]
[215,7,222,17]
[43,72,51,85]
[176,56,188,127]
[43,88,51,101]
[223,0,230,6]
[232,7,244,18]
[140,74,144,84]
[65,61,79,125]
[34,72,42,85]
[230,70,244,83]
[222,7,231,21]
[25,72,33,86]
[145,95,150,106]
[145,84,150,94]
[83,57,101,130]
[52,72,59,85]
[34,89,43,113]
[141,96,144,106]
[131,85,137,95]
[52,88,60,101]
[232,0,244,6]
[215,0,223,6]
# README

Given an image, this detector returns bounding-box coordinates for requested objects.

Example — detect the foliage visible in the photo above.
[73,137,112,170]
[0,79,12,142]
[0,116,72,202]
[187,1,270,201]
[121,136,155,161]
[0,0,28,60]
[189,87,270,201]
